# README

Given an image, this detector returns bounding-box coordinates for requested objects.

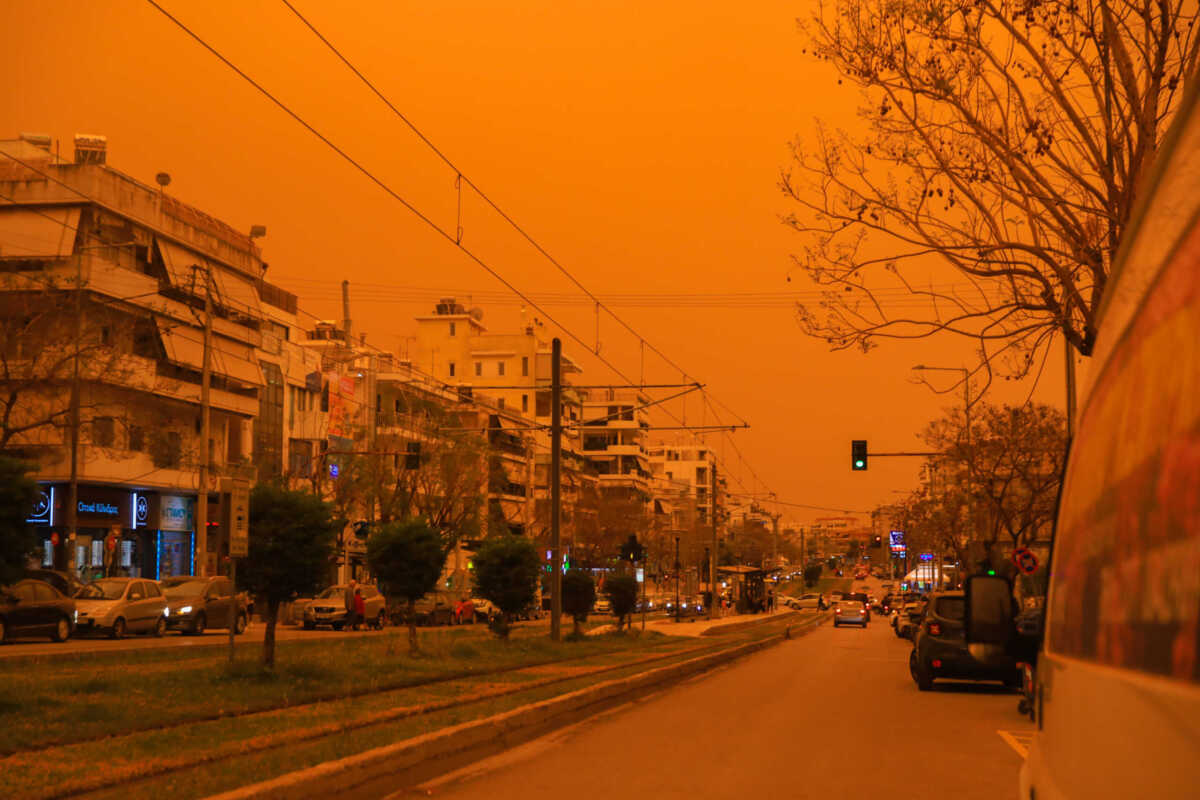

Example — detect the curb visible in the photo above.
[201,629,810,800]
[699,610,803,636]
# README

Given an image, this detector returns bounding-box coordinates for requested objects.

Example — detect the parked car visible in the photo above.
[161,576,248,635]
[304,584,386,630]
[594,597,612,615]
[896,599,927,640]
[74,578,167,638]
[833,599,867,627]
[910,591,1019,691]
[23,568,88,599]
[0,579,76,642]
[470,597,499,622]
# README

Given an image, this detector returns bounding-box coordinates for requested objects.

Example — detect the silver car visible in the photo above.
[74,578,167,638]
[833,599,868,627]
[793,593,822,609]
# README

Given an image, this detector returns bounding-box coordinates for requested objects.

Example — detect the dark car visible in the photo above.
[161,576,248,635]
[909,591,1020,691]
[0,579,76,642]
[24,568,88,599]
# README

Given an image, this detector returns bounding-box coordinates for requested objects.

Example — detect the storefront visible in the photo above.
[27,484,198,581]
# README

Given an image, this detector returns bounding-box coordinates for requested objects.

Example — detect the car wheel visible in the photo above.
[192,613,207,636]
[0,616,6,643]
[234,614,247,635]
[111,617,126,639]
[375,611,386,630]
[152,617,166,638]
[52,616,71,642]
[833,621,840,627]
[910,651,934,691]
[302,621,315,630]
[332,621,344,631]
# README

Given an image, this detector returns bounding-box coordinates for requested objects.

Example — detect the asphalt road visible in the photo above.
[403,599,1033,800]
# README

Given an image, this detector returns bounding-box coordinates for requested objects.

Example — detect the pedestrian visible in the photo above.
[768,589,775,613]
[353,587,366,631]
[344,579,357,628]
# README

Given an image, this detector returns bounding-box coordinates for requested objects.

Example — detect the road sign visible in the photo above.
[226,479,250,558]
[1012,547,1039,575]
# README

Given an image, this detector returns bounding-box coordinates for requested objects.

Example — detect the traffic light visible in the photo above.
[851,440,868,470]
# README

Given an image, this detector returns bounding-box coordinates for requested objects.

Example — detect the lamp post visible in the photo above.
[674,535,680,624]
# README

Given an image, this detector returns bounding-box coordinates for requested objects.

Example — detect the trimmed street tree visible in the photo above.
[561,568,596,639]
[604,574,639,632]
[366,518,444,655]
[0,456,39,585]
[472,534,540,640]
[240,485,339,668]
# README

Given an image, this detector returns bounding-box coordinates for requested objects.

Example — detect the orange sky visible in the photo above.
[1,0,1067,522]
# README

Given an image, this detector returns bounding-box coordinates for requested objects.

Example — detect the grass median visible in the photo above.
[0,621,760,800]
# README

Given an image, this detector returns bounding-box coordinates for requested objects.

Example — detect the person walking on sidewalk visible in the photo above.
[353,587,366,631]
[344,579,358,628]
[767,589,776,613]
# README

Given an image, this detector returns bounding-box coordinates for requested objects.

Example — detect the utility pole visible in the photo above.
[1065,335,1077,439]
[65,250,84,572]
[195,265,213,577]
[549,338,562,641]
[709,464,718,620]
[674,534,681,623]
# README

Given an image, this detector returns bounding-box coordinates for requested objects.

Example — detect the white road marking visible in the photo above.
[997,729,1033,758]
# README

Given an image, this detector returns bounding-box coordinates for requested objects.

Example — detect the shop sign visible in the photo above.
[72,487,130,524]
[159,495,195,532]
[27,486,54,525]
[132,492,150,529]
[224,478,250,558]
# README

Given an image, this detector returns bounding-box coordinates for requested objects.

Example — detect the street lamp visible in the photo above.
[674,535,680,624]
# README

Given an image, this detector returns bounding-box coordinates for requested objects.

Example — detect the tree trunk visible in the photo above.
[407,598,418,655]
[572,616,581,638]
[263,599,279,670]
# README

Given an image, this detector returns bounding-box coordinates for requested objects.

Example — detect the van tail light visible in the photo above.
[835,608,841,614]
[928,622,942,636]
[932,659,942,668]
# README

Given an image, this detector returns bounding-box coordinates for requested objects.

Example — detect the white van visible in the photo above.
[968,80,1200,800]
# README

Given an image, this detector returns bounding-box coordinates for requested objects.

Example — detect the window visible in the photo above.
[498,361,506,376]
[449,362,456,377]
[227,418,243,462]
[394,398,401,413]
[498,397,506,410]
[521,394,529,413]
[449,321,456,336]
[254,361,285,477]
[521,356,529,377]
[92,417,115,447]
[474,362,482,377]
[536,391,550,417]
[100,326,111,345]
[144,582,162,598]
[128,425,145,452]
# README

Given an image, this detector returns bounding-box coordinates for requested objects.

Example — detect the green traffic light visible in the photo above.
[987,569,996,576]
[854,460,865,468]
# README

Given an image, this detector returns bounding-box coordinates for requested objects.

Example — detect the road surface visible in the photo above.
[401,601,1032,800]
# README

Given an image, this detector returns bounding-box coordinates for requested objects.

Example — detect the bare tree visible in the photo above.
[783,0,1200,377]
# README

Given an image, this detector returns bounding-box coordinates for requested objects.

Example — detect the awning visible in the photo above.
[157,239,261,317]
[157,320,265,387]
[0,206,81,259]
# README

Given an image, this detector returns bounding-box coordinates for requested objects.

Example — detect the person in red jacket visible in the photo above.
[353,587,366,631]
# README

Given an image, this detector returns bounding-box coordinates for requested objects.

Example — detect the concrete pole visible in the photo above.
[549,338,563,641]
[709,464,718,619]
[65,250,83,573]
[1065,335,1077,439]
[195,266,213,577]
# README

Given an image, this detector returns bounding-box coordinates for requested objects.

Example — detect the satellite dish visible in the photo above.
[468,307,484,321]
[155,172,171,187]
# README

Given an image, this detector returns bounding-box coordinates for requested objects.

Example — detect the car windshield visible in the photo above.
[317,587,344,599]
[162,579,207,596]
[934,597,965,620]
[77,580,127,600]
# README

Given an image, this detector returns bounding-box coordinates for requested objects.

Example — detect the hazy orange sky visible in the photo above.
[1,0,1068,522]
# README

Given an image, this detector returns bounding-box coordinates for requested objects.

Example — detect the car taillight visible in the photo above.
[835,609,841,614]
[928,622,942,636]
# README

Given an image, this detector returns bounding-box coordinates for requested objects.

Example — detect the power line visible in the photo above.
[143,0,769,501]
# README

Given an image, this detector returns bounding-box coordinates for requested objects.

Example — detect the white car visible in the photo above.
[594,598,612,614]
[793,593,822,609]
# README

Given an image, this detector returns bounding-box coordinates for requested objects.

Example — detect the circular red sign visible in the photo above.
[50,532,59,546]
[1012,547,1039,575]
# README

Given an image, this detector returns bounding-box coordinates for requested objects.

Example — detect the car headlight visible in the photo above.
[73,610,78,622]
[178,606,192,615]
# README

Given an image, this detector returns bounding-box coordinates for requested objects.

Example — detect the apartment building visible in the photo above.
[0,134,267,579]
[648,443,720,526]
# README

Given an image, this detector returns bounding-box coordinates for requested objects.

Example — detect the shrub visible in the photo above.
[604,574,639,631]
[561,569,596,638]
[472,535,540,639]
